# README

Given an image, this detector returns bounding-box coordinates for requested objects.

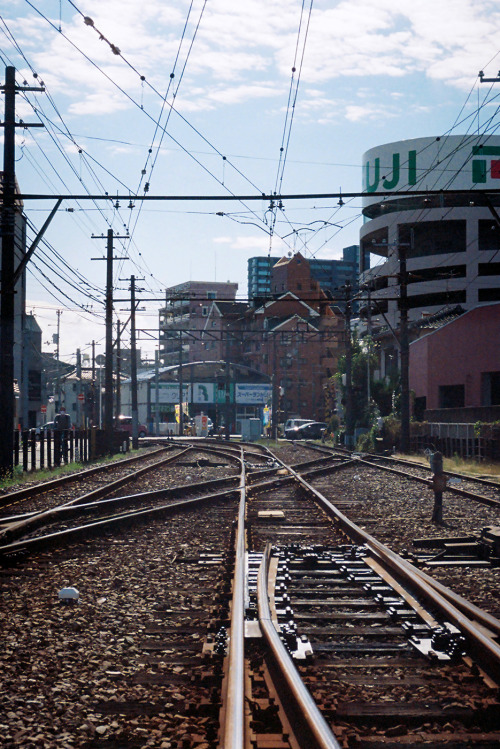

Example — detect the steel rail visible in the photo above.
[361,451,500,491]
[0,487,239,559]
[221,449,246,749]
[257,544,342,749]
[0,446,172,508]
[0,473,241,525]
[355,456,500,508]
[303,442,500,508]
[310,442,500,500]
[0,447,195,544]
[263,447,500,680]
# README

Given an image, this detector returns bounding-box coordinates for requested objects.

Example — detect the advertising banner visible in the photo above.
[151,383,190,404]
[192,383,214,403]
[235,383,272,404]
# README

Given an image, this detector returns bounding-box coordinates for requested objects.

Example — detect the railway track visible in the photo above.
[306,441,500,507]
[1,440,500,747]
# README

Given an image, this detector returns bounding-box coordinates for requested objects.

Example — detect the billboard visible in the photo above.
[362,135,500,211]
[150,382,269,404]
[235,383,272,404]
[151,383,189,404]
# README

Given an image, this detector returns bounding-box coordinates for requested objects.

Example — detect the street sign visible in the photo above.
[41,405,47,414]
[78,393,85,403]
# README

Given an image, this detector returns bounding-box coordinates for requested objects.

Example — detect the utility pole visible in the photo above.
[271,333,278,440]
[398,240,410,454]
[344,282,354,449]
[91,340,96,425]
[0,66,43,475]
[76,348,82,427]
[92,229,127,447]
[224,327,230,441]
[55,309,61,409]
[129,275,139,449]
[366,286,372,405]
[115,320,122,418]
[178,331,184,437]
[154,349,160,436]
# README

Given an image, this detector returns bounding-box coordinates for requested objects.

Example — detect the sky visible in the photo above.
[2,0,500,365]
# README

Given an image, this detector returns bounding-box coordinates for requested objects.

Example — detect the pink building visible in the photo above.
[410,303,500,420]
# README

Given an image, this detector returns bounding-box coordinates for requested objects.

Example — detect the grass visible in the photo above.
[394,452,500,479]
[0,447,150,492]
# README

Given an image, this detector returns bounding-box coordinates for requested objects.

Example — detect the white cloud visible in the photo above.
[214,235,270,250]
[9,0,500,122]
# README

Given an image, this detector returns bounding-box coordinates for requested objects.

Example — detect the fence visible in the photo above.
[410,422,500,462]
[12,428,131,472]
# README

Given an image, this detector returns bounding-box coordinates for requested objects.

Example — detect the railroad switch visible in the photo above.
[214,627,227,656]
[412,526,500,567]
[410,623,468,662]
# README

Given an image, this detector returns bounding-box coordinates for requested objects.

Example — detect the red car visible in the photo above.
[114,415,148,438]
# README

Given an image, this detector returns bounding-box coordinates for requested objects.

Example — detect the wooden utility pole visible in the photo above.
[0,66,43,476]
[116,321,122,418]
[130,275,139,449]
[178,331,184,437]
[344,282,354,449]
[92,229,127,447]
[398,240,410,454]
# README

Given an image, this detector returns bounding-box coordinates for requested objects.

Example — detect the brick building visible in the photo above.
[159,256,345,425]
[248,246,367,311]
[241,253,344,422]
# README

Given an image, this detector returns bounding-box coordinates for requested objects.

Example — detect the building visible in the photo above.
[248,246,366,309]
[120,360,271,434]
[242,253,345,422]
[359,135,500,330]
[156,260,345,426]
[0,174,33,428]
[159,281,238,366]
[21,313,43,428]
[410,303,500,422]
[190,300,248,363]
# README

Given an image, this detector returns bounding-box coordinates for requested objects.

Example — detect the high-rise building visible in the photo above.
[248,246,366,310]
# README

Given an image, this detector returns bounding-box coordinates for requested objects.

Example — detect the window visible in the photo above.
[478,220,500,252]
[399,220,466,258]
[481,372,500,406]
[479,288,500,302]
[207,291,217,299]
[414,396,426,421]
[407,290,466,309]
[439,384,464,409]
[478,262,500,276]
[202,306,208,316]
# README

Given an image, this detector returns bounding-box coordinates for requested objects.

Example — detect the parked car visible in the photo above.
[35,421,55,439]
[293,421,327,440]
[284,418,315,439]
[114,415,148,438]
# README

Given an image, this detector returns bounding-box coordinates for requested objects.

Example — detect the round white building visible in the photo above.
[360,135,500,327]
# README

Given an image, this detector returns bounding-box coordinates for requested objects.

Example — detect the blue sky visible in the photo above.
[2,0,500,362]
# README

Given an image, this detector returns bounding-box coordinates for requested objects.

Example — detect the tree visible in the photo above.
[334,332,397,430]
